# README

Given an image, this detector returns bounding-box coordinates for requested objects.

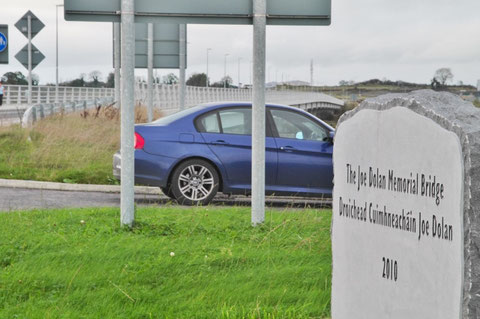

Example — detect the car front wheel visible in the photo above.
[170,159,219,206]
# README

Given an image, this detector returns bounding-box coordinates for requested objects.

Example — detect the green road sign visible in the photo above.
[15,11,45,39]
[0,25,8,64]
[15,44,45,70]
[65,0,331,25]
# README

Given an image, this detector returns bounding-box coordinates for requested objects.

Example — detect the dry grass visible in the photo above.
[0,104,163,184]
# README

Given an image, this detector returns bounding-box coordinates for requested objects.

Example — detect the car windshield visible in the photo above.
[151,105,206,126]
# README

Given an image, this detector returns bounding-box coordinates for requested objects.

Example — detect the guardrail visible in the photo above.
[4,85,114,105]
[21,97,115,128]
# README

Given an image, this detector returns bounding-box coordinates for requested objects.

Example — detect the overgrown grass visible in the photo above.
[0,207,332,318]
[0,105,161,184]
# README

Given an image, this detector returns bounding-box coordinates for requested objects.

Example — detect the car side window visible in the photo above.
[197,112,220,133]
[270,109,328,141]
[218,108,252,135]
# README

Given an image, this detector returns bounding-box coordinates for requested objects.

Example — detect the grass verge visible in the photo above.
[0,207,332,318]
[0,105,161,185]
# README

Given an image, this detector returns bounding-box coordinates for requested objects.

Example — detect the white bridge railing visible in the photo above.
[134,83,344,111]
[4,85,115,105]
[4,83,343,122]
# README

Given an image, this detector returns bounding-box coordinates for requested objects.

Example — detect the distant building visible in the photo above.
[477,79,480,92]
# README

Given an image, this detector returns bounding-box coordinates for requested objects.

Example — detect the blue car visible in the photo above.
[113,102,334,205]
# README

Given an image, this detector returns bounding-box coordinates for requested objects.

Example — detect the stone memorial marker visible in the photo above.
[332,90,480,318]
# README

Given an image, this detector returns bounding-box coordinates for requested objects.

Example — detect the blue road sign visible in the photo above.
[0,32,7,53]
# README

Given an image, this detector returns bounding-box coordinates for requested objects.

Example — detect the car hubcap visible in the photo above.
[178,165,214,201]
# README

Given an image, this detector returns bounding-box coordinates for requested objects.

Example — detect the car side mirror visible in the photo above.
[324,131,335,144]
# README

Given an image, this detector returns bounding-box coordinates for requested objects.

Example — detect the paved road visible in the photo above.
[0,187,332,212]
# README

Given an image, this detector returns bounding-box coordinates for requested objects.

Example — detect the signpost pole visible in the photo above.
[120,0,135,227]
[147,23,153,121]
[251,0,266,225]
[114,22,121,108]
[27,15,32,105]
[179,24,186,110]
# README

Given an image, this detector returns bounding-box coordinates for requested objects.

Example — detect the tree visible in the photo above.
[433,68,453,86]
[1,71,28,85]
[89,70,102,87]
[106,72,115,88]
[163,73,179,85]
[186,73,207,87]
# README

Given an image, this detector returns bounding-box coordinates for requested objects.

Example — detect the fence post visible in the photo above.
[17,86,22,104]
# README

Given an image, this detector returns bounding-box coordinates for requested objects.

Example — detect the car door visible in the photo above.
[269,107,333,194]
[196,107,278,192]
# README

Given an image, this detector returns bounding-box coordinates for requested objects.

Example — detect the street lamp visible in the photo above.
[224,53,229,88]
[206,48,212,87]
[238,57,242,88]
[56,4,64,103]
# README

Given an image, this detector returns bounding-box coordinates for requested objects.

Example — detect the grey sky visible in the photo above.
[0,0,479,86]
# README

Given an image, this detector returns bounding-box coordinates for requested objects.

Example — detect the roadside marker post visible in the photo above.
[64,0,331,227]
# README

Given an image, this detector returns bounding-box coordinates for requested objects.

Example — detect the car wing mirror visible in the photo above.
[324,131,335,144]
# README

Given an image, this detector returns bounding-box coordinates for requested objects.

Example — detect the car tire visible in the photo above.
[170,159,219,206]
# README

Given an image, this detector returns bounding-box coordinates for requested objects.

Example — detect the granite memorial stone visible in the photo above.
[332,90,480,318]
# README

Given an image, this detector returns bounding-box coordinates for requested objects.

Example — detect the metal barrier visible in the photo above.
[21,97,115,128]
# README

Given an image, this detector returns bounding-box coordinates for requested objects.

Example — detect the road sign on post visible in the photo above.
[14,44,45,69]
[15,11,45,38]
[64,0,331,227]
[16,11,45,105]
[0,25,8,64]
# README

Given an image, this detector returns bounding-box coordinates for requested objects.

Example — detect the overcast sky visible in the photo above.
[0,0,479,86]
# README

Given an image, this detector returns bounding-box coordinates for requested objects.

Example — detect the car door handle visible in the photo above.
[280,146,296,152]
[211,140,229,145]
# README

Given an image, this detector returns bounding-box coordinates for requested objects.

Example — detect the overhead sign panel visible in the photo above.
[15,44,45,70]
[15,10,45,39]
[65,0,331,25]
[0,25,8,64]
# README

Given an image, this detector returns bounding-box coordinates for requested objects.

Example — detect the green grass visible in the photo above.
[0,207,332,318]
[0,113,120,185]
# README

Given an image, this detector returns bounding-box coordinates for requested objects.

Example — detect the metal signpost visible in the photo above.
[0,25,8,64]
[65,0,331,227]
[15,11,45,105]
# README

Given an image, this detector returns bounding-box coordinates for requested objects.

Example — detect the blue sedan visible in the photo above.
[113,102,334,205]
